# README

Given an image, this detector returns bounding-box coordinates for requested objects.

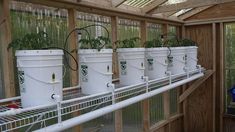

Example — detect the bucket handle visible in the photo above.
[187,56,198,62]
[173,56,186,64]
[24,72,60,84]
[90,66,113,75]
[128,62,145,70]
[155,59,168,66]
[147,54,168,66]
[17,61,61,84]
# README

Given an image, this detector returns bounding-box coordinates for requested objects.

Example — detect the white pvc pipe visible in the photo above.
[34,73,204,132]
[0,96,21,103]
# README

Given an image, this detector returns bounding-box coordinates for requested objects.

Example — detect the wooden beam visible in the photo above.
[140,20,147,46]
[111,16,119,79]
[163,91,170,119]
[140,20,150,132]
[212,23,216,132]
[185,16,235,26]
[118,4,141,13]
[115,109,123,132]
[112,0,127,7]
[68,9,78,94]
[149,113,183,132]
[141,0,167,13]
[150,0,235,14]
[20,0,184,25]
[179,6,213,20]
[68,8,81,132]
[111,16,123,132]
[163,11,178,17]
[143,99,150,132]
[0,0,15,98]
[179,70,214,103]
[219,22,224,132]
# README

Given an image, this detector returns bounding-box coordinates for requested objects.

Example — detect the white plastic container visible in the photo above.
[78,49,113,95]
[117,48,145,86]
[186,46,198,71]
[168,47,186,75]
[145,47,169,80]
[16,50,64,108]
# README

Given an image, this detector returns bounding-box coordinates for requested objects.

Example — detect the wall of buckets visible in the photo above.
[15,44,198,108]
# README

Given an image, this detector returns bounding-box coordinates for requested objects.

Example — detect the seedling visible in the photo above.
[144,38,163,48]
[180,38,197,46]
[79,36,111,51]
[115,37,140,48]
[8,31,52,50]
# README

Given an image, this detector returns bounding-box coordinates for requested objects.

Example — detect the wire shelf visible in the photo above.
[0,68,204,132]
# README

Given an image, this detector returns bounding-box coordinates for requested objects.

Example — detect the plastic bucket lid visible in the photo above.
[78,49,113,54]
[117,48,145,53]
[15,50,64,56]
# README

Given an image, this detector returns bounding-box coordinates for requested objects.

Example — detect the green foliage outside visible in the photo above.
[225,23,235,112]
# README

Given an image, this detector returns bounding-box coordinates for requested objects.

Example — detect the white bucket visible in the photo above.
[145,47,169,80]
[117,48,145,86]
[186,46,198,71]
[78,49,113,95]
[16,50,64,108]
[168,47,186,75]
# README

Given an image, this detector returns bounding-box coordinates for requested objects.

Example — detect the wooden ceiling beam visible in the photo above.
[141,0,167,13]
[150,0,235,14]
[112,0,127,7]
[163,10,179,17]
[179,5,213,20]
[19,0,184,25]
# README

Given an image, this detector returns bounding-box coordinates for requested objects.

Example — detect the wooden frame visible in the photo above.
[20,0,184,25]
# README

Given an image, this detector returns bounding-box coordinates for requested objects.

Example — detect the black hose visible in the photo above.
[42,47,78,71]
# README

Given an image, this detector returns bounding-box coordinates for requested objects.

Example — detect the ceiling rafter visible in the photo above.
[179,5,213,20]
[163,10,179,17]
[112,0,127,7]
[141,0,168,13]
[150,0,235,14]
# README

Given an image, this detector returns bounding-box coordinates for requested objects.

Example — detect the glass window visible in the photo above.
[225,23,235,114]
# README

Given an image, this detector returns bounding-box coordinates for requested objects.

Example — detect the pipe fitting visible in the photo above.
[51,94,61,102]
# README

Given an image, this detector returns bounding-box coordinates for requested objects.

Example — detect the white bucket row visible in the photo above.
[78,46,198,95]
[15,46,198,108]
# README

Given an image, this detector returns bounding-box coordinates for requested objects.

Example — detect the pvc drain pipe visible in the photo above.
[35,73,204,132]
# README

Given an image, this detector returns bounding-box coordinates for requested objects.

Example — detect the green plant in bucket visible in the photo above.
[79,36,112,51]
[115,37,140,48]
[7,31,52,50]
[144,38,163,48]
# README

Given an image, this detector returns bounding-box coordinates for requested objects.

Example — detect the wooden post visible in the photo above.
[162,24,170,130]
[219,22,224,132]
[140,20,150,132]
[68,8,81,132]
[68,8,78,87]
[111,16,119,79]
[212,23,216,132]
[140,20,147,47]
[112,16,123,132]
[0,0,15,98]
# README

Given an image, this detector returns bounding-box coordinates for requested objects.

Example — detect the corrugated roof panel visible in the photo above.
[124,0,155,8]
[174,8,193,16]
